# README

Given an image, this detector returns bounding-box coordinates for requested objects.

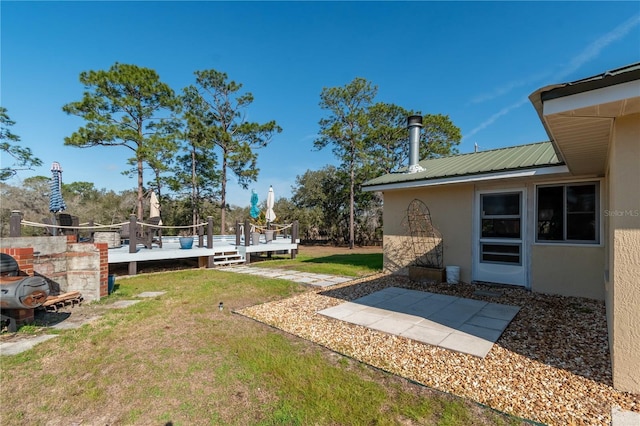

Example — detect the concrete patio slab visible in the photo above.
[51,315,102,330]
[108,300,141,309]
[478,303,521,320]
[400,323,450,345]
[370,317,415,335]
[439,332,495,357]
[343,309,389,327]
[612,406,640,426]
[319,287,520,358]
[466,315,510,330]
[0,335,58,356]
[458,323,505,342]
[138,291,166,298]
[319,302,368,320]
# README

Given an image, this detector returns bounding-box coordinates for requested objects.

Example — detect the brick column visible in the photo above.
[1,247,36,325]
[0,247,34,276]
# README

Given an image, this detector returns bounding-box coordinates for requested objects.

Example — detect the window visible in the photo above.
[537,182,598,243]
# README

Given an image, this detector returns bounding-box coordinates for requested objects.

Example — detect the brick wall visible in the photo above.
[1,247,34,276]
[98,243,108,297]
[1,246,36,325]
[2,307,35,326]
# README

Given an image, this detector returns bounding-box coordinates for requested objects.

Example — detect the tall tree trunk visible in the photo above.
[220,149,228,235]
[191,149,197,227]
[349,159,355,249]
[137,158,144,220]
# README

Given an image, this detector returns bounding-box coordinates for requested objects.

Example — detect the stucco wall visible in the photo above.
[381,184,474,282]
[531,245,605,300]
[66,242,107,301]
[606,113,640,394]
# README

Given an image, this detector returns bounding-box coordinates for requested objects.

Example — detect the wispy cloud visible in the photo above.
[463,97,529,141]
[468,71,551,105]
[463,14,640,142]
[553,14,640,81]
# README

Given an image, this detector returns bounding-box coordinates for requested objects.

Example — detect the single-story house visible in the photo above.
[362,62,640,394]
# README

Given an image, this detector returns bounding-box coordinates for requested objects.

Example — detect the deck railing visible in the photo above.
[235,219,299,247]
[9,211,299,254]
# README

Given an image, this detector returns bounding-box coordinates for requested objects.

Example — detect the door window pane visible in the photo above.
[482,219,521,238]
[481,243,521,264]
[481,193,521,239]
[482,194,520,216]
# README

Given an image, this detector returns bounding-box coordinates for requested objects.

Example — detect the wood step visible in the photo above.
[214,258,245,266]
[213,254,242,259]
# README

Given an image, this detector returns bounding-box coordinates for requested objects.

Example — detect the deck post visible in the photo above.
[9,211,22,237]
[243,219,251,264]
[129,215,137,253]
[198,223,204,247]
[207,216,213,249]
[128,261,137,275]
[244,219,250,247]
[88,220,95,242]
[235,221,241,245]
[291,220,299,259]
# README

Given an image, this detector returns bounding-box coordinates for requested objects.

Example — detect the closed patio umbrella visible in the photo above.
[265,185,276,226]
[250,189,260,219]
[49,162,66,236]
[149,191,162,225]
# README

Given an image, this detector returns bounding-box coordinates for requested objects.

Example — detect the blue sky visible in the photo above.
[2,1,639,207]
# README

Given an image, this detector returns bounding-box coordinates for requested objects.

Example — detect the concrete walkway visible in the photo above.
[220,265,354,287]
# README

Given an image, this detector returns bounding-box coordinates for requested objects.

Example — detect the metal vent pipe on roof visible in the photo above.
[407,115,425,173]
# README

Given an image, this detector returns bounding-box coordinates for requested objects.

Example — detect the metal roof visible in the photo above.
[362,141,564,188]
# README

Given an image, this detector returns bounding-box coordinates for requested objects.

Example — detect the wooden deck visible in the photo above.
[107,235,298,275]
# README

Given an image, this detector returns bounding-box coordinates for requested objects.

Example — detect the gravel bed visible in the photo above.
[237,273,639,425]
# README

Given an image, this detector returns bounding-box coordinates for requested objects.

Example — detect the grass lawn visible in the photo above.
[252,247,383,277]
[0,248,524,425]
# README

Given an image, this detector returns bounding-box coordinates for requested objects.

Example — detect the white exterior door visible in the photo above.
[474,189,527,286]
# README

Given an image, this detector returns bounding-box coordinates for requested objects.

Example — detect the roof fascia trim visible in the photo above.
[362,165,570,192]
[540,66,640,101]
[543,80,640,116]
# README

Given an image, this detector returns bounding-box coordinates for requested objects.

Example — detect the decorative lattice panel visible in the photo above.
[402,199,443,269]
